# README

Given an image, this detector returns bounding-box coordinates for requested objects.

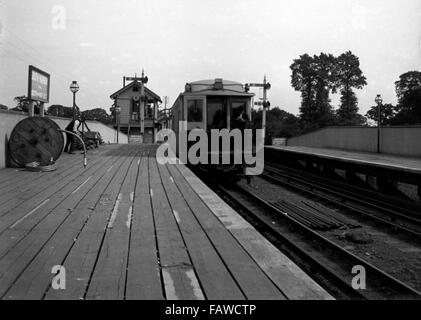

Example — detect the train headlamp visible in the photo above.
[214,78,223,90]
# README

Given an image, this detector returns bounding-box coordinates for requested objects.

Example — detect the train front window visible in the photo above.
[231,101,248,129]
[187,100,203,122]
[207,98,227,130]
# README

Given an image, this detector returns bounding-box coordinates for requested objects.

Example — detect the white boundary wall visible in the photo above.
[286,126,421,157]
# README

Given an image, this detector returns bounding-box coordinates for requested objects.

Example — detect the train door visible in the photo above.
[184,96,206,131]
[173,98,180,134]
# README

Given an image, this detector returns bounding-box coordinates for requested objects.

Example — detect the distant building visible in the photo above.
[110,76,162,143]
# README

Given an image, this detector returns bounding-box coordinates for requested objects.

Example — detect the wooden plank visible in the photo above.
[0,152,118,259]
[0,149,99,213]
[0,145,111,198]
[0,144,109,191]
[0,146,102,195]
[0,151,109,233]
[149,155,191,267]
[162,266,205,300]
[43,146,139,300]
[0,147,132,299]
[85,146,141,300]
[0,155,81,206]
[0,149,114,234]
[147,154,203,300]
[176,164,334,300]
[0,152,93,209]
[164,163,286,300]
[5,145,136,299]
[0,170,53,192]
[152,155,245,300]
[126,146,163,300]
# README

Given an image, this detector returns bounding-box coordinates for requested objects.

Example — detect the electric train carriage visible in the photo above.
[170,78,257,180]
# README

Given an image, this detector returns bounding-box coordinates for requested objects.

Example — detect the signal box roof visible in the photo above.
[110,80,162,102]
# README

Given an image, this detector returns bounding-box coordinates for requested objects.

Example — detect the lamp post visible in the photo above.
[116,105,121,144]
[375,94,383,153]
[69,81,79,121]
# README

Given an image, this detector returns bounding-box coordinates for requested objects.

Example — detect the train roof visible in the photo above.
[183,79,254,97]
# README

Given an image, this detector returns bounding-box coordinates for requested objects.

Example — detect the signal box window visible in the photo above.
[131,112,139,121]
[146,104,153,119]
[187,100,203,122]
[132,100,140,121]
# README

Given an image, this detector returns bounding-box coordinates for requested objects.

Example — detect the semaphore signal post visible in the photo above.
[246,75,271,142]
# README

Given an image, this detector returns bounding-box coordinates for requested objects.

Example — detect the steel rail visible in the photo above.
[263,165,421,242]
[216,183,421,300]
[266,163,421,220]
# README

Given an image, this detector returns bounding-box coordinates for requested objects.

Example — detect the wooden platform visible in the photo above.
[0,144,331,300]
[267,146,421,175]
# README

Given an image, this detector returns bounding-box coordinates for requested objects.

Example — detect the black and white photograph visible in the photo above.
[0,0,421,309]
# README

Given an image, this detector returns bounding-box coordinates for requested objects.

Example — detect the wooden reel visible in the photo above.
[8,117,64,167]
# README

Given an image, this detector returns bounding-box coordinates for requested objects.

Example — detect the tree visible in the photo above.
[47,105,74,118]
[11,95,31,112]
[290,54,317,128]
[335,51,367,125]
[365,103,396,125]
[395,71,421,104]
[290,53,335,133]
[313,53,336,128]
[394,71,421,124]
[0,104,8,110]
[81,108,113,125]
[251,107,300,142]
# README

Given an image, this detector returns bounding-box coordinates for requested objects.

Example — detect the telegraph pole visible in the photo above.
[163,96,169,128]
[164,96,168,112]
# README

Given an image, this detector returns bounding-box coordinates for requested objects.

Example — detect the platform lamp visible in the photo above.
[70,81,80,121]
[375,94,383,153]
[116,105,121,144]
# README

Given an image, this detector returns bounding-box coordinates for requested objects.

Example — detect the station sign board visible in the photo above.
[27,65,50,103]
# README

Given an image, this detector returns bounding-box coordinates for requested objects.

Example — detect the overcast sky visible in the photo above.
[1,0,420,116]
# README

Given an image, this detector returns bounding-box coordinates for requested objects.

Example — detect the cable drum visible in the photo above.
[8,117,64,168]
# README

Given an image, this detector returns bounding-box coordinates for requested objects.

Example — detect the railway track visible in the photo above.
[214,182,421,300]
[263,163,421,242]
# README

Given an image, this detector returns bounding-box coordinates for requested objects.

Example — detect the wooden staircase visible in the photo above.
[117,126,144,144]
